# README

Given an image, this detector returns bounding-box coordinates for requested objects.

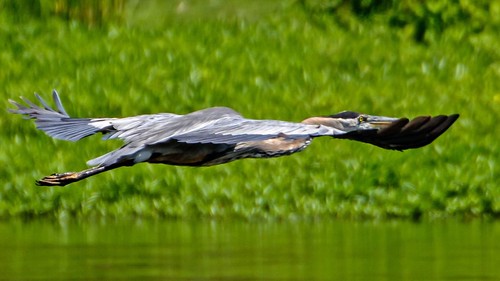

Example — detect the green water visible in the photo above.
[0,220,498,280]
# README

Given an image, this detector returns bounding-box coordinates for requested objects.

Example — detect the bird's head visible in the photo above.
[302,110,459,150]
[302,111,401,133]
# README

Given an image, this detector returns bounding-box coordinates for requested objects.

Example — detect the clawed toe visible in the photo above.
[36,172,78,186]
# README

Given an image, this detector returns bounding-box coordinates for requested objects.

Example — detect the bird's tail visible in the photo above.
[8,90,115,141]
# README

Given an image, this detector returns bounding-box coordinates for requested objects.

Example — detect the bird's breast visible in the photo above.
[234,135,312,158]
[146,135,312,167]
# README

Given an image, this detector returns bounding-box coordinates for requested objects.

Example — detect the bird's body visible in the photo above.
[84,106,332,167]
[9,91,459,186]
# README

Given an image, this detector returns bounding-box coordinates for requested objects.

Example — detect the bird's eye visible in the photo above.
[358,116,367,123]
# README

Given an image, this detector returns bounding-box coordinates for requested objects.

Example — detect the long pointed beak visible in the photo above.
[361,115,401,130]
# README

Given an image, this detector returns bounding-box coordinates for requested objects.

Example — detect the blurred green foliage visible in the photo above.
[1,0,125,26]
[299,0,500,43]
[0,0,499,221]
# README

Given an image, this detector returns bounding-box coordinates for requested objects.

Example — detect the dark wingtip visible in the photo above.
[391,113,460,150]
[377,118,409,136]
[450,113,460,121]
[335,113,460,151]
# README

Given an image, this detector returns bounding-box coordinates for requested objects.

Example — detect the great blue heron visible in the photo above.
[9,90,459,186]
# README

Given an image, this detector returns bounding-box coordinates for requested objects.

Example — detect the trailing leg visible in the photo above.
[37,165,111,186]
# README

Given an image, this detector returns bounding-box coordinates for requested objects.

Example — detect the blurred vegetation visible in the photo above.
[1,0,125,26]
[299,0,500,43]
[0,0,499,221]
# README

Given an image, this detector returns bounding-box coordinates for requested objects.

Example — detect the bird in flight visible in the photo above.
[9,90,459,186]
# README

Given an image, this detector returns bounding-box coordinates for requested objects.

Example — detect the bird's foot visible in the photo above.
[36,172,79,186]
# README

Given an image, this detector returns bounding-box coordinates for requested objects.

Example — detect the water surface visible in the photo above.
[0,219,498,280]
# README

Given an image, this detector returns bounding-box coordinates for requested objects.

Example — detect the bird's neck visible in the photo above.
[301,117,343,128]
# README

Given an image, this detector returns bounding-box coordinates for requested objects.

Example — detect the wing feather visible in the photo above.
[335,114,459,150]
[170,119,337,144]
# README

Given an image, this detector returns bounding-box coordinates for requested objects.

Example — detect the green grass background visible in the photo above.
[1,1,499,220]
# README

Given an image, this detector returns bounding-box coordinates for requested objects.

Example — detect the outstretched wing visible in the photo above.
[168,119,338,145]
[8,91,103,141]
[8,92,238,144]
[334,114,459,150]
